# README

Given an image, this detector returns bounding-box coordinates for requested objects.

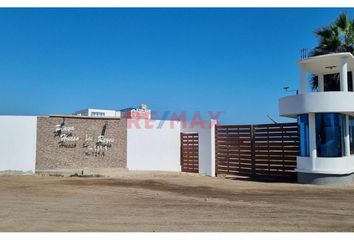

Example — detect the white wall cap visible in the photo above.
[298,52,354,75]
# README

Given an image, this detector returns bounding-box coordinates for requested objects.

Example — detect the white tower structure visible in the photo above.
[279,52,354,184]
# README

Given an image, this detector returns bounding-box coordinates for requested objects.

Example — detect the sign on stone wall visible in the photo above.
[54,124,79,148]
[53,122,115,157]
[35,117,127,170]
[83,134,115,157]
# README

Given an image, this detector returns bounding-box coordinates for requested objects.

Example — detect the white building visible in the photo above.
[73,104,151,119]
[279,52,354,184]
[73,108,121,118]
[120,104,151,119]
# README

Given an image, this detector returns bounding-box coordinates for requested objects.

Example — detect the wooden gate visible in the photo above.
[215,122,299,181]
[181,133,199,173]
[215,125,253,178]
[253,123,299,181]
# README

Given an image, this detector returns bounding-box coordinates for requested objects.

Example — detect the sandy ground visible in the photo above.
[1,171,354,232]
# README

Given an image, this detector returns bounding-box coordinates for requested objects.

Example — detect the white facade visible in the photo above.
[126,118,217,176]
[279,92,354,117]
[279,52,354,183]
[73,108,121,118]
[126,119,182,172]
[0,116,37,172]
[181,120,217,177]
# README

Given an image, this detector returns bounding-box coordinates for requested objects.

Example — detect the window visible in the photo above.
[324,74,340,91]
[348,71,353,92]
[349,116,354,155]
[315,113,346,157]
[298,114,309,157]
[91,112,105,117]
[323,72,353,92]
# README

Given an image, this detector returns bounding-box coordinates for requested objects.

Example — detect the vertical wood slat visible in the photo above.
[181,133,199,173]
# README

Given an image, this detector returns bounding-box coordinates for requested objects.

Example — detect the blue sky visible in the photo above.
[1,8,354,124]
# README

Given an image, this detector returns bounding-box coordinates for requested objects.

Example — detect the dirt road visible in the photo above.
[0,171,354,231]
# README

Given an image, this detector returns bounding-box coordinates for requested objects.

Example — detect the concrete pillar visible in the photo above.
[318,74,324,92]
[345,114,350,156]
[300,64,307,94]
[308,113,317,170]
[210,120,216,177]
[340,57,348,92]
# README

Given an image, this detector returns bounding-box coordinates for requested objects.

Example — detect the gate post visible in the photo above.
[251,125,256,178]
[214,125,218,177]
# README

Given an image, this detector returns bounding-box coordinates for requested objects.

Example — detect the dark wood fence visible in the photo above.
[215,122,299,182]
[215,125,253,178]
[181,133,199,173]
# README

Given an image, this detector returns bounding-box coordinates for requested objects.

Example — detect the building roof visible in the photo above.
[48,114,120,120]
[298,52,354,75]
[119,107,135,112]
[73,108,120,113]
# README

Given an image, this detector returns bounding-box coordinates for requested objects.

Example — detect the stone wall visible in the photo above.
[35,116,127,170]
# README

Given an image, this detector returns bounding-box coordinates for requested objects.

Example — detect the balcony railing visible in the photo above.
[300,48,310,60]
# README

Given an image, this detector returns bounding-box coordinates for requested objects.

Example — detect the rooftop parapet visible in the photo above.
[297,52,354,93]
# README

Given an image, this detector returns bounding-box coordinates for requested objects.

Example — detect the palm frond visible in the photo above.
[315,27,333,39]
[310,13,354,89]
[335,12,350,33]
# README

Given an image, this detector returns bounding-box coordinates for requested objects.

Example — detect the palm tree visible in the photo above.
[310,13,354,90]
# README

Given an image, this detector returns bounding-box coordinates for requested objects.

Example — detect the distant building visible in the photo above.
[120,104,151,119]
[73,104,151,119]
[73,108,121,118]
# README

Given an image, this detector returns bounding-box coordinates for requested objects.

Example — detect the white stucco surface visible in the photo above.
[298,52,354,75]
[127,119,181,172]
[279,92,354,117]
[297,155,354,175]
[0,116,37,172]
[181,120,216,177]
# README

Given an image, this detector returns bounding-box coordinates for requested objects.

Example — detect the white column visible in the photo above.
[345,115,350,156]
[318,74,324,92]
[210,120,216,177]
[300,64,307,94]
[340,57,348,91]
[352,71,354,91]
[308,113,317,170]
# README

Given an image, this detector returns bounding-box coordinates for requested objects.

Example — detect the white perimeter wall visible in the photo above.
[0,116,37,172]
[181,120,216,177]
[127,119,181,171]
